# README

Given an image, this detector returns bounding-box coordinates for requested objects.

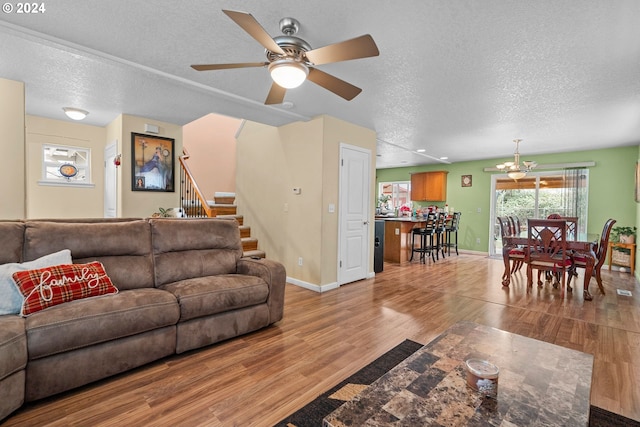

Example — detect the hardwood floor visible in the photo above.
[4,254,640,426]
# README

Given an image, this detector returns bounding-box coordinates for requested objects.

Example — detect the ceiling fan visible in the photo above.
[191,10,380,105]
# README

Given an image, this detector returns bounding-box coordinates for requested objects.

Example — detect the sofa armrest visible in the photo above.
[236,258,286,323]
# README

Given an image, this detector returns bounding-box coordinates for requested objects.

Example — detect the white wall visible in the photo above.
[236,115,376,289]
[0,78,25,219]
[25,116,106,218]
[183,113,242,198]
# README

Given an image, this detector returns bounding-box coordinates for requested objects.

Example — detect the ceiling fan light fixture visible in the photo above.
[269,60,309,89]
[63,107,89,120]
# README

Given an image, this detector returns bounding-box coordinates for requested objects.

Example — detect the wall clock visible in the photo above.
[461,175,472,187]
[59,164,78,178]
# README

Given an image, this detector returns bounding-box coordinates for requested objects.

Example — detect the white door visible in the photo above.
[104,142,117,218]
[338,144,371,285]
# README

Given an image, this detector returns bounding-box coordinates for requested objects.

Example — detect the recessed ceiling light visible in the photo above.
[63,107,89,120]
[440,156,448,160]
[416,149,426,153]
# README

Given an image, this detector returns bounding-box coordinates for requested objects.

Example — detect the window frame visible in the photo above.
[39,143,94,188]
[378,181,411,210]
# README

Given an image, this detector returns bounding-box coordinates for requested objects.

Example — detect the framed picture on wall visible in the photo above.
[636,161,640,203]
[131,133,175,192]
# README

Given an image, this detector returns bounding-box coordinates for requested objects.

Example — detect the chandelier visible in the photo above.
[496,139,537,180]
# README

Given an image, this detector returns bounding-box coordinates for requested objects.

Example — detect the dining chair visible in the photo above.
[545,214,579,282]
[498,216,525,274]
[525,219,571,292]
[567,218,616,296]
[562,217,579,240]
[547,214,578,239]
[508,215,522,235]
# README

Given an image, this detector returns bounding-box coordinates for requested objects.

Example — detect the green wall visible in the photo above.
[376,146,639,257]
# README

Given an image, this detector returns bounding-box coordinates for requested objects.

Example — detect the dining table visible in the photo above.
[501,233,599,301]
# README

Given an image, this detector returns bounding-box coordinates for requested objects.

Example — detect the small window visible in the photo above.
[378,181,411,210]
[39,144,93,187]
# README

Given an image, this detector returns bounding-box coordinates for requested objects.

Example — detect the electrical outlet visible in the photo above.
[298,257,303,266]
[476,238,481,245]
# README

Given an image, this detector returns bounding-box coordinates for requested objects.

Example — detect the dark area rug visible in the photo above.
[273,339,423,427]
[590,406,640,427]
[273,338,640,427]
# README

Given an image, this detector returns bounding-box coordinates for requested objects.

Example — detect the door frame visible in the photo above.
[337,143,372,286]
[104,141,117,218]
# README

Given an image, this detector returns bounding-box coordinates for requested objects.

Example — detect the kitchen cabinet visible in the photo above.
[410,171,448,201]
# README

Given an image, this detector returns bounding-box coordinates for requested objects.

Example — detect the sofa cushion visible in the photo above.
[160,275,269,321]
[0,316,27,382]
[0,221,24,265]
[23,220,154,291]
[12,261,118,316]
[25,288,179,360]
[0,249,72,316]
[151,218,243,287]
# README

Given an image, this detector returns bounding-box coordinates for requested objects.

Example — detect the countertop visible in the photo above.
[375,216,428,222]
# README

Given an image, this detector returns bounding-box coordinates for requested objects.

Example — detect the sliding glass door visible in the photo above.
[489,169,589,257]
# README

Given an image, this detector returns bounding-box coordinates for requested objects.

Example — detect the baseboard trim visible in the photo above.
[286,277,338,293]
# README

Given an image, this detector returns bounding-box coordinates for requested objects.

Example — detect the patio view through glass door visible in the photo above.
[489,169,589,257]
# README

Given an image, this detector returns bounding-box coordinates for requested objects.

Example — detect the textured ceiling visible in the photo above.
[1,0,639,168]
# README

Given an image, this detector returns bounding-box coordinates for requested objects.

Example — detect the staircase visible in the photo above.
[211,194,265,259]
[178,152,265,258]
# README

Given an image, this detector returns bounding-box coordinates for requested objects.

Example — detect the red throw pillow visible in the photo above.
[12,261,118,316]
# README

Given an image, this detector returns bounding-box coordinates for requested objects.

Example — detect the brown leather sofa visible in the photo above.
[0,217,286,421]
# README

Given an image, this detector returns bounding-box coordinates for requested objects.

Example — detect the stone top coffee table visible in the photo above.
[324,321,593,426]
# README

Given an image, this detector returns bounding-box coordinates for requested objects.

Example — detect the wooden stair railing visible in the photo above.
[179,149,216,218]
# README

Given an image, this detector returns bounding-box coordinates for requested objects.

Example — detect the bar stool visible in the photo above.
[409,212,437,263]
[433,212,448,260]
[444,212,461,256]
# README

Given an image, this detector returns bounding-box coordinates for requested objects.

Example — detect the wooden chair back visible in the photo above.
[562,217,579,240]
[527,219,567,259]
[595,218,617,267]
[497,216,515,238]
[547,214,578,239]
[509,216,522,235]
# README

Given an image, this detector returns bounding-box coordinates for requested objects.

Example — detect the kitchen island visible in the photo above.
[377,217,427,264]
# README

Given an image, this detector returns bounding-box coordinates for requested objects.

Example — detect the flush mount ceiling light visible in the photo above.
[496,139,537,180]
[268,59,309,88]
[63,107,89,121]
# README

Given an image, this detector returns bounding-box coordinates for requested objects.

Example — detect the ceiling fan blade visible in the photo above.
[307,68,362,101]
[305,34,379,65]
[191,62,268,71]
[223,10,285,55]
[265,82,286,105]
